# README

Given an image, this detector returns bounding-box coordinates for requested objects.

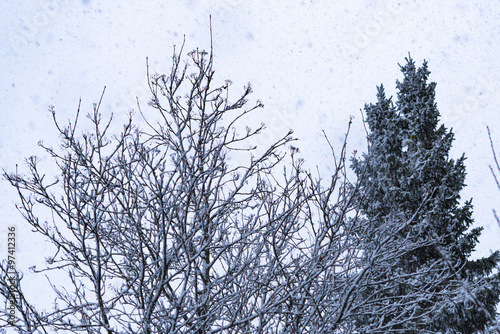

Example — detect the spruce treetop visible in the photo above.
[351,55,500,333]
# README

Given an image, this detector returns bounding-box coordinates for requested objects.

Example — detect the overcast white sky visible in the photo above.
[1,0,500,280]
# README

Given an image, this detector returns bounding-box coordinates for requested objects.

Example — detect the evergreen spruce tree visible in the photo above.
[351,56,500,333]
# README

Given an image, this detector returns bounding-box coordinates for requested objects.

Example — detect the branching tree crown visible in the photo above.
[0,41,400,334]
